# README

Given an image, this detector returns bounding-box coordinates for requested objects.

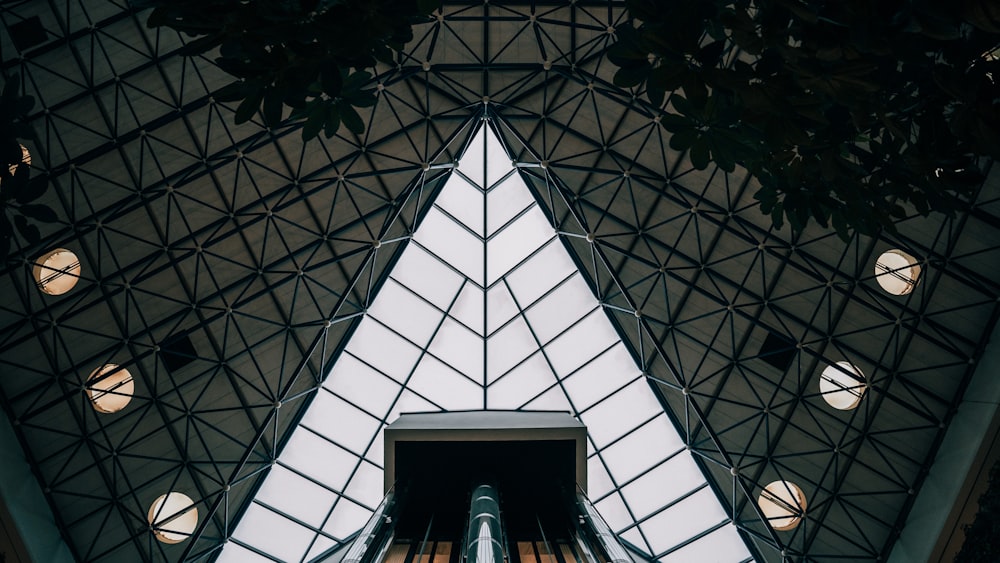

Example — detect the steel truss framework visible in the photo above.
[0,1,998,562]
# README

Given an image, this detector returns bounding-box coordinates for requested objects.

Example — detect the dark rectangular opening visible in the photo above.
[759,330,796,372]
[158,333,198,373]
[10,16,48,51]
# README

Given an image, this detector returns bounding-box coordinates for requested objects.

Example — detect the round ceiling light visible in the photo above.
[819,361,866,410]
[33,248,81,295]
[874,249,920,296]
[758,480,807,531]
[86,364,134,413]
[148,492,198,544]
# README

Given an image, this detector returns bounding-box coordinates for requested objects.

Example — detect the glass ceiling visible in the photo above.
[217,123,752,563]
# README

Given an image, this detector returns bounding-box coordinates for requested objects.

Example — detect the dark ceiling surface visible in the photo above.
[1,1,998,562]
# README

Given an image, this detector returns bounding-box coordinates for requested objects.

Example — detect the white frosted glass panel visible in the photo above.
[234,125,749,563]
[505,238,576,305]
[255,465,338,528]
[344,459,384,509]
[280,430,357,491]
[367,426,386,467]
[388,390,443,421]
[323,498,374,540]
[457,128,485,187]
[524,274,596,344]
[368,280,442,348]
[602,416,680,483]
[544,310,618,376]
[407,354,482,410]
[325,355,401,419]
[486,174,535,236]
[302,391,380,456]
[594,492,632,533]
[341,320,421,383]
[390,245,464,311]
[486,352,556,409]
[436,175,485,236]
[522,384,574,411]
[619,527,649,555]
[450,282,485,335]
[658,524,750,562]
[562,343,639,410]
[217,543,282,563]
[414,208,484,285]
[428,317,484,381]
[484,126,510,187]
[581,379,662,448]
[486,206,553,285]
[304,535,339,563]
[642,487,729,556]
[485,284,519,335]
[621,453,706,520]
[486,316,538,382]
[587,455,616,500]
[234,503,313,563]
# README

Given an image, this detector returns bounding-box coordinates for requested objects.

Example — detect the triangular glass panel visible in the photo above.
[220,122,753,562]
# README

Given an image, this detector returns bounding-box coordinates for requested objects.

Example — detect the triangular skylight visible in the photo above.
[218,122,753,563]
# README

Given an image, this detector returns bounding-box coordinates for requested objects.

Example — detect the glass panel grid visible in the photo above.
[224,124,752,562]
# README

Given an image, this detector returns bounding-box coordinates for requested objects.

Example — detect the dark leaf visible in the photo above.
[341,104,365,135]
[14,94,35,115]
[669,128,698,151]
[647,63,688,103]
[417,0,441,15]
[178,33,222,56]
[321,62,344,98]
[689,136,711,169]
[0,139,20,167]
[708,134,736,172]
[613,65,650,88]
[681,74,709,107]
[831,209,850,241]
[213,81,246,103]
[373,44,396,66]
[15,176,49,205]
[234,87,263,124]
[626,0,660,23]
[302,103,327,141]
[262,89,284,128]
[13,215,40,243]
[1,75,20,103]
[770,200,784,230]
[324,106,342,138]
[695,40,726,66]
[342,71,373,95]
[658,112,693,132]
[19,204,58,223]
[8,162,35,202]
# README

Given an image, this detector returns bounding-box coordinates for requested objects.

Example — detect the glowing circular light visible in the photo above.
[148,492,198,544]
[33,249,82,295]
[874,249,920,296]
[758,480,806,531]
[819,361,866,410]
[86,364,134,413]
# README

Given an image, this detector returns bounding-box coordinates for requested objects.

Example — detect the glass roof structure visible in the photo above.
[220,124,751,563]
[1,1,998,563]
